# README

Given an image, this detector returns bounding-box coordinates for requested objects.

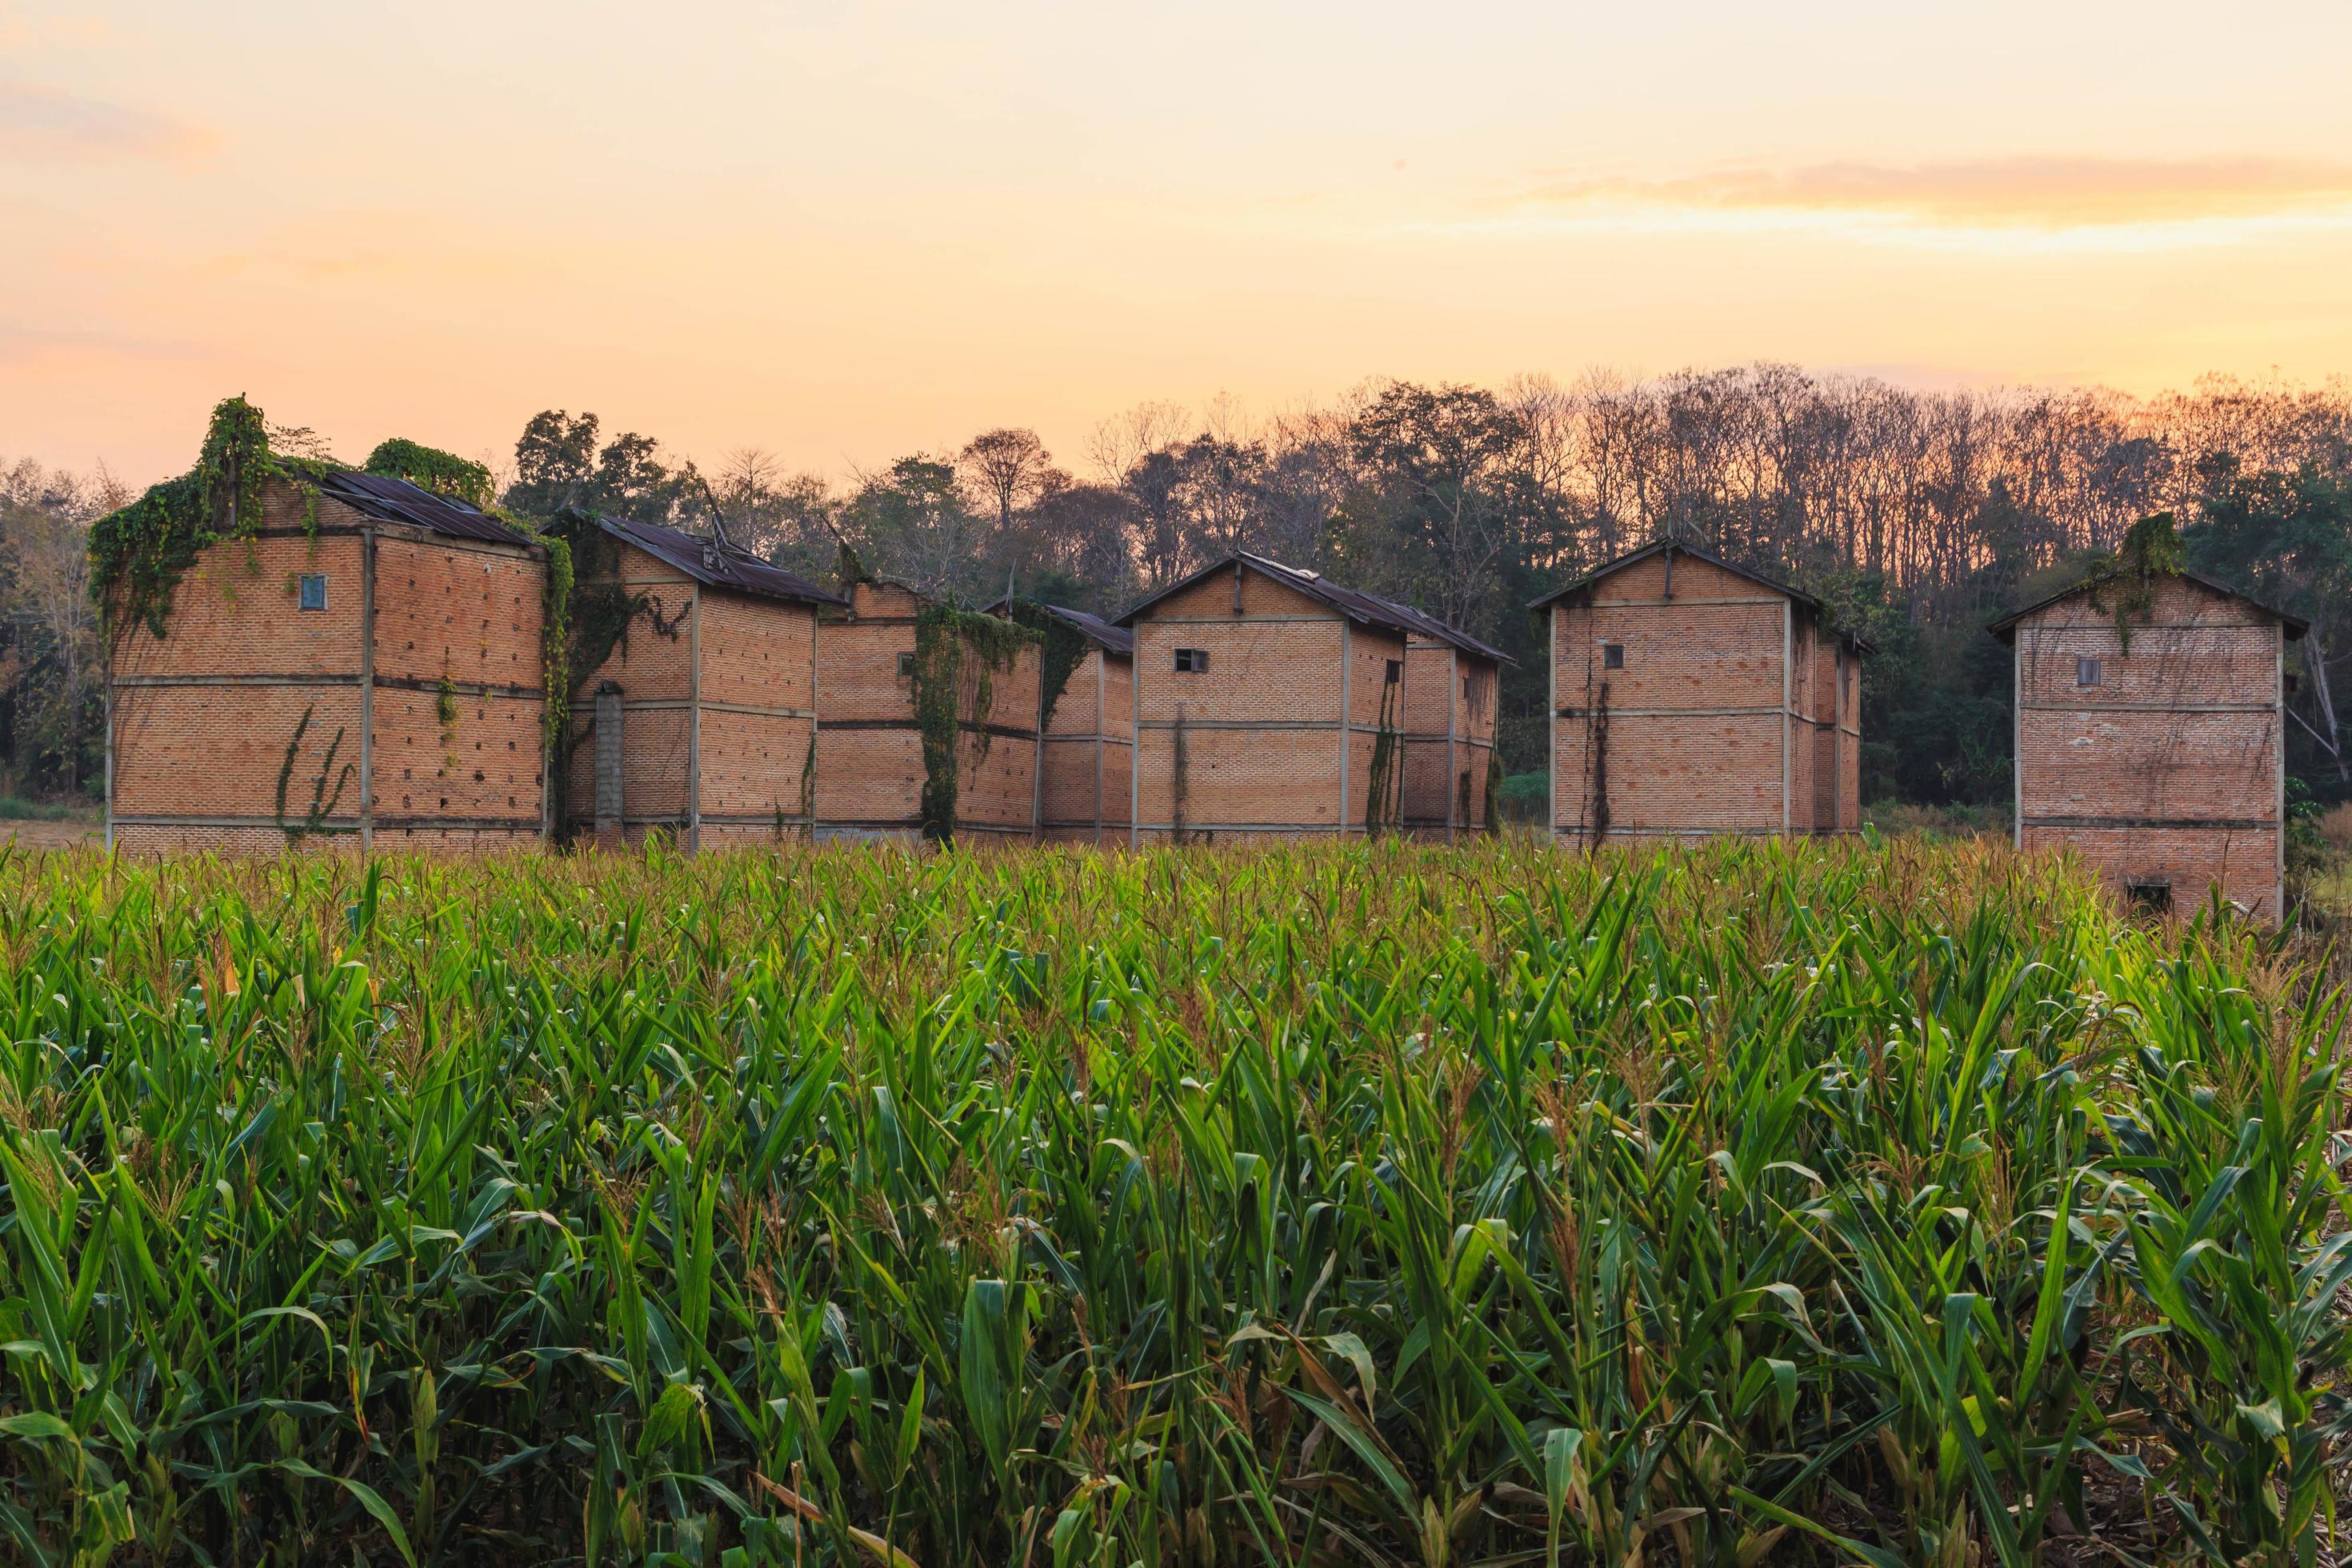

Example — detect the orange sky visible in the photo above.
[6,0,2351,488]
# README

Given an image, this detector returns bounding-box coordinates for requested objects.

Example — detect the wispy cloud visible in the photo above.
[0,79,210,161]
[1490,155,2352,241]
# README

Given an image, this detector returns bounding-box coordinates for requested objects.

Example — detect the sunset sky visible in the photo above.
[6,0,2351,488]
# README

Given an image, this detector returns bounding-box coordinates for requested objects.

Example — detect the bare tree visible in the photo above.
[958,428,1060,537]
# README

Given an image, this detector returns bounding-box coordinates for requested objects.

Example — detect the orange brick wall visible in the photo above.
[1133,569,1406,842]
[559,541,821,842]
[813,582,1038,841]
[1039,647,1134,842]
[1402,642,1502,838]
[1550,552,1827,844]
[107,479,546,853]
[2011,577,2283,917]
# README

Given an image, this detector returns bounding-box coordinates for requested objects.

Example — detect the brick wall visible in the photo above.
[813,582,1038,841]
[372,532,545,838]
[558,540,822,845]
[1133,566,1407,842]
[1550,552,1800,843]
[1401,642,1502,838]
[2010,576,2283,916]
[694,586,817,835]
[107,479,546,853]
[1039,647,1134,842]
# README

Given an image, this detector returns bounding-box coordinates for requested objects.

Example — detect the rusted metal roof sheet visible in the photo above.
[983,598,1135,656]
[1355,588,1513,666]
[319,470,537,546]
[581,512,846,606]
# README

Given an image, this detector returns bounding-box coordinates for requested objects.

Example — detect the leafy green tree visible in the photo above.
[503,410,699,526]
[842,456,978,598]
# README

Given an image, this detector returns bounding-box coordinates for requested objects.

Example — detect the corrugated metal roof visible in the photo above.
[1529,538,1875,654]
[582,512,846,606]
[982,598,1135,656]
[1987,566,2309,641]
[319,470,538,546]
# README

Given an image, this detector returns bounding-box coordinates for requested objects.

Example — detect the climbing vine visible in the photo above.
[87,397,334,639]
[1363,664,1406,833]
[2082,510,2186,657]
[364,438,493,508]
[541,510,684,840]
[1482,748,1504,835]
[1000,600,1091,733]
[94,400,582,838]
[913,603,1036,843]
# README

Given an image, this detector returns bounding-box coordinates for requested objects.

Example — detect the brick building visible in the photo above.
[558,512,843,850]
[986,601,1134,845]
[107,470,549,854]
[1387,605,1509,839]
[1119,553,1420,844]
[1535,540,1866,846]
[1990,570,2301,918]
[814,581,1041,843]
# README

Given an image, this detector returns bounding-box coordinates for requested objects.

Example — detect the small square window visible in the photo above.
[898,651,916,678]
[1602,642,1625,670]
[1385,658,1402,685]
[298,573,327,612]
[1174,647,1208,673]
[2125,878,2172,914]
[2076,657,2102,687]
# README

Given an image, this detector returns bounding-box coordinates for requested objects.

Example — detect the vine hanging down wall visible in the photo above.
[913,603,1036,843]
[87,397,335,640]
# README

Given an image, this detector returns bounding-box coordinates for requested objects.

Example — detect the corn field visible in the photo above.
[0,838,2346,1566]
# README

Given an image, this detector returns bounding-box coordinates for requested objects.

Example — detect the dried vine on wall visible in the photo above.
[1363,665,1406,833]
[913,604,1035,843]
[1588,681,1612,848]
[273,705,354,844]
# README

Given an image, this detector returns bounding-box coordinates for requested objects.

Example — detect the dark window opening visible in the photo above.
[1174,647,1208,673]
[1462,675,1470,701]
[898,651,916,678]
[2076,657,2102,687]
[1385,658,1402,685]
[1602,642,1626,670]
[298,573,327,612]
[2126,878,2172,914]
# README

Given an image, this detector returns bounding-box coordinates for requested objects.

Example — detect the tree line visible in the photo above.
[8,366,2350,808]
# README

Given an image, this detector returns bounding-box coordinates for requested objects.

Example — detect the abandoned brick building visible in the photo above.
[107,470,550,854]
[1391,604,1509,839]
[1990,567,2300,918]
[814,580,1042,843]
[987,600,1134,845]
[558,511,843,849]
[1536,540,1866,846]
[1120,553,1434,844]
